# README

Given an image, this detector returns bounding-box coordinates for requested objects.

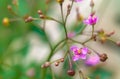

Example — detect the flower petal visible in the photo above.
[83,15,98,25]
[85,55,100,66]
[79,54,87,59]
[72,55,81,61]
[70,46,77,51]
[83,19,90,25]
[81,47,88,54]
[75,0,82,2]
[70,46,80,55]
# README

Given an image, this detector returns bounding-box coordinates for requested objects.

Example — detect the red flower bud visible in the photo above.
[60,58,64,62]
[55,62,59,66]
[99,53,108,62]
[67,70,75,76]
[41,62,51,68]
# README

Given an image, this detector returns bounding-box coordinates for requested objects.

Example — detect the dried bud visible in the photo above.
[25,16,33,23]
[67,70,75,76]
[46,0,50,4]
[67,4,71,15]
[12,0,18,6]
[90,11,96,16]
[90,0,94,8]
[76,7,84,21]
[55,62,59,66]
[116,41,120,46]
[7,5,12,10]
[3,17,10,26]
[99,53,108,62]
[26,68,35,77]
[97,29,104,33]
[100,37,106,44]
[57,0,64,4]
[41,62,51,68]
[106,31,115,37]
[93,34,97,41]
[38,10,43,15]
[39,15,46,19]
[88,50,91,54]
[60,58,64,62]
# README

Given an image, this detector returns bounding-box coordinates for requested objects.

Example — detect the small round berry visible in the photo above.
[116,41,120,46]
[67,70,75,76]
[55,62,59,66]
[90,0,94,8]
[37,10,43,15]
[39,15,45,19]
[99,53,108,62]
[25,16,33,23]
[60,58,64,62]
[7,5,12,10]
[41,62,51,68]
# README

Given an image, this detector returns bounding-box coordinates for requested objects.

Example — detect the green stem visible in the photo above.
[47,39,66,61]
[50,18,63,25]
[40,39,66,79]
[64,0,74,24]
[40,5,53,79]
[41,1,75,79]
[82,5,95,44]
[83,25,94,44]
[60,4,68,39]
[60,3,64,23]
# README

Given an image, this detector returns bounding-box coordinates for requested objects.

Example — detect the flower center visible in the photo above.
[77,49,81,54]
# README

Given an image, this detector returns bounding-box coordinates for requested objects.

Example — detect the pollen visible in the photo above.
[78,49,81,54]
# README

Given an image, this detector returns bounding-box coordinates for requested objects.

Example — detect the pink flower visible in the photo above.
[75,0,83,2]
[83,15,98,25]
[85,55,100,66]
[70,46,88,61]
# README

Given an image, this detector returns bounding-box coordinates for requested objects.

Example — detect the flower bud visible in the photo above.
[67,4,71,15]
[41,62,51,68]
[55,62,59,66]
[106,31,115,37]
[25,16,33,23]
[99,53,108,62]
[26,68,35,77]
[90,11,96,16]
[93,34,97,41]
[67,70,75,76]
[57,0,64,4]
[116,41,120,46]
[7,5,12,11]
[90,0,94,8]
[60,58,64,62]
[46,0,50,4]
[38,10,43,15]
[3,17,10,26]
[39,15,46,19]
[100,37,106,44]
[12,0,18,6]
